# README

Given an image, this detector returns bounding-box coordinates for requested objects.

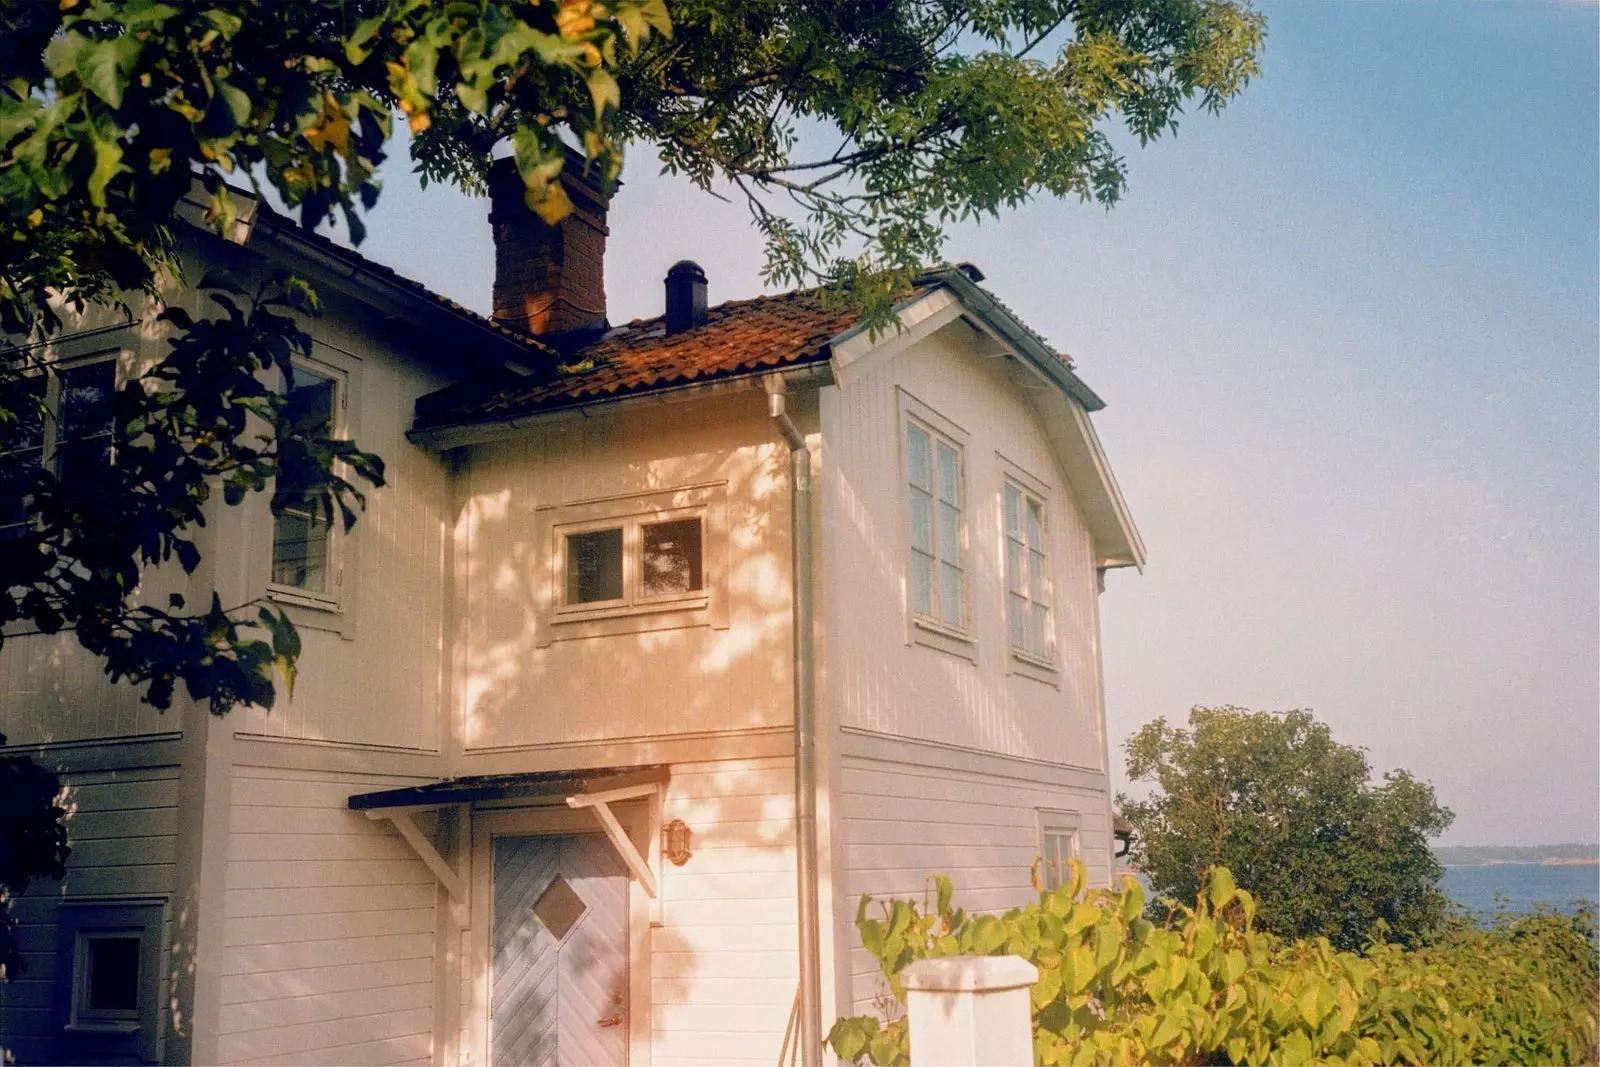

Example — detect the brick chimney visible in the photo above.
[488,155,610,337]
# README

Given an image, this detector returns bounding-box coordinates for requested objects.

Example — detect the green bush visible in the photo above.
[827,862,1598,1066]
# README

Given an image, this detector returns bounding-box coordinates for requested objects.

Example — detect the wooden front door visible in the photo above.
[490,834,630,1066]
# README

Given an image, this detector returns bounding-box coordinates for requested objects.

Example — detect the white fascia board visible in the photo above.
[833,278,1144,569]
[828,287,962,373]
[1030,384,1146,571]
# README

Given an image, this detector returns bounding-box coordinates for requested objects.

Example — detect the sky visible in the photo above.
[309,3,1598,846]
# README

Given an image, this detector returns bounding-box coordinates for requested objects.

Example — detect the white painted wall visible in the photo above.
[218,767,440,1066]
[454,388,801,762]
[820,320,1108,769]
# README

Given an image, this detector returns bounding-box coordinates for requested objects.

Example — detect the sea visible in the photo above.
[1440,862,1600,922]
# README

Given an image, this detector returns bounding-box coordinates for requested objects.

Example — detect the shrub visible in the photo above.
[827,862,1598,1066]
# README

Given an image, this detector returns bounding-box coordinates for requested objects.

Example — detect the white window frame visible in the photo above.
[554,505,708,617]
[1036,810,1081,892]
[54,897,166,1064]
[266,356,348,614]
[1001,458,1057,679]
[897,388,974,661]
[1,351,120,534]
[537,483,729,646]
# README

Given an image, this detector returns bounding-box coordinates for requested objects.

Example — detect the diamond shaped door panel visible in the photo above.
[491,835,629,1066]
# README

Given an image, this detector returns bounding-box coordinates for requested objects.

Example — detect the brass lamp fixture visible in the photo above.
[662,819,692,866]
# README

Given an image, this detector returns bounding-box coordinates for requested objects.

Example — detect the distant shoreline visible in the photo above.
[1442,857,1600,869]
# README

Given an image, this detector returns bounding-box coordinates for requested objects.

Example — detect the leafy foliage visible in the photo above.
[0,733,70,983]
[1121,706,1455,950]
[829,862,1600,1066]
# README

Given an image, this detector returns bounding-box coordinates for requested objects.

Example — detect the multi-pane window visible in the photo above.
[562,515,705,608]
[1038,821,1080,891]
[1004,482,1052,660]
[270,364,338,595]
[906,419,965,630]
[1,359,116,535]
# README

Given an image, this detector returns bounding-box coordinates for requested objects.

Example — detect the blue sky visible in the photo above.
[323,2,1598,845]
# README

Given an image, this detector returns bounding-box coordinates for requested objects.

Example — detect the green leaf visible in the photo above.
[1209,867,1237,911]
[1150,1012,1182,1050]
[76,36,143,110]
[586,68,620,117]
[86,125,125,208]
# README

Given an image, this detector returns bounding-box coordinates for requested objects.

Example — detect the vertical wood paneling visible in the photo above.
[459,391,794,752]
[826,325,1107,768]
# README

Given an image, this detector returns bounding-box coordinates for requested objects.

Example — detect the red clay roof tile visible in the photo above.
[418,285,934,427]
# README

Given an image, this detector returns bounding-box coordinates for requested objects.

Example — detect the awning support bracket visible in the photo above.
[367,809,468,925]
[567,782,663,923]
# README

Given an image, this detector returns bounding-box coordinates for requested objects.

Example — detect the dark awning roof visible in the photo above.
[347,765,668,811]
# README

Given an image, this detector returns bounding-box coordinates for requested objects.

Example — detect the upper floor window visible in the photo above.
[561,513,705,610]
[1,356,116,535]
[1004,481,1052,662]
[906,417,965,631]
[270,362,340,601]
[537,483,728,646]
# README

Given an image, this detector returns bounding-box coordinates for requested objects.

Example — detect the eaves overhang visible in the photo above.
[249,212,553,373]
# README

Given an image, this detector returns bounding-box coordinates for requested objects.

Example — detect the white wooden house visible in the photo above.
[0,160,1143,1066]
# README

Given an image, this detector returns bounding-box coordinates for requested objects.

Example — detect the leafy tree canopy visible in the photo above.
[0,0,1263,712]
[1120,706,1455,950]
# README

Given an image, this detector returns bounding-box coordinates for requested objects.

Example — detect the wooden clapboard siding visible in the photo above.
[653,757,799,1067]
[217,766,439,1065]
[821,322,1107,770]
[0,764,180,1065]
[836,742,1111,1016]
[456,390,797,753]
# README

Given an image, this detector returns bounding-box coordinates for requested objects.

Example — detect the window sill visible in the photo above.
[266,585,342,615]
[64,1020,141,1035]
[554,593,709,624]
[1008,649,1059,686]
[910,617,977,663]
[542,596,720,646]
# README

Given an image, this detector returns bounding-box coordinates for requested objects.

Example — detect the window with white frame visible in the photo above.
[1,356,117,536]
[1004,481,1052,662]
[537,483,728,646]
[270,361,341,601]
[1037,813,1081,891]
[559,512,705,611]
[905,417,966,631]
[54,898,165,1063]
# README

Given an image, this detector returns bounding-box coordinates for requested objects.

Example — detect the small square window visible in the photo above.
[641,518,703,597]
[82,934,141,1015]
[1037,813,1081,891]
[566,527,625,604]
[55,898,164,1062]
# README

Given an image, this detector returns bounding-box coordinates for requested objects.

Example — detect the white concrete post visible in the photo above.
[902,955,1039,1067]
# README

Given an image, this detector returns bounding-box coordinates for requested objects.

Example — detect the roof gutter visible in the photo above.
[408,361,835,452]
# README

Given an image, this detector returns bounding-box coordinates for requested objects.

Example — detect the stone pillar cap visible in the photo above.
[902,955,1040,993]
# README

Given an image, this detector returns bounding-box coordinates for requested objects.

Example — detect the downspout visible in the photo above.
[767,375,823,1067]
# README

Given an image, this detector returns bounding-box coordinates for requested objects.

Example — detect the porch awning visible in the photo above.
[348,765,673,922]
[346,765,668,811]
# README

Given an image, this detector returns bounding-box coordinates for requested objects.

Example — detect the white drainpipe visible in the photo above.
[766,375,822,1066]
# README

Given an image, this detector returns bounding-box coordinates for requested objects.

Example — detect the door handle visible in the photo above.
[597,1014,624,1028]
